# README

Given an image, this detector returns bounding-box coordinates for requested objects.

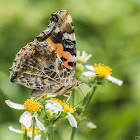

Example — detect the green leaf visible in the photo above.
[82,91,91,108]
[82,120,97,129]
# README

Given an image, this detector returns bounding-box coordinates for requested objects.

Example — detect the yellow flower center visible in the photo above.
[94,63,112,78]
[50,98,76,113]
[77,56,84,63]
[21,124,40,136]
[23,99,41,114]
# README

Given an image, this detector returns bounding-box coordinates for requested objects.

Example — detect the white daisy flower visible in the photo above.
[9,125,41,140]
[45,98,77,128]
[45,100,63,114]
[83,64,123,86]
[77,51,92,63]
[5,99,45,130]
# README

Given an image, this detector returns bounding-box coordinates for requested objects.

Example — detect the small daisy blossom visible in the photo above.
[9,125,41,140]
[5,99,45,130]
[83,64,123,86]
[45,98,77,128]
[77,51,92,63]
[45,100,63,114]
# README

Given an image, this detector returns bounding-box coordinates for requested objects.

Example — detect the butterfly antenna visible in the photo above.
[79,78,111,84]
[72,86,85,107]
[78,86,85,98]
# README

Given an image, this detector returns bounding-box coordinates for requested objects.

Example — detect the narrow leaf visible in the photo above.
[82,120,97,129]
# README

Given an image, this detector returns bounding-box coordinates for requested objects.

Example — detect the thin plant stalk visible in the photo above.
[50,126,54,140]
[32,117,36,140]
[70,89,76,140]
[85,85,97,109]
[72,89,76,106]
[70,128,76,140]
[43,122,54,140]
[23,128,28,140]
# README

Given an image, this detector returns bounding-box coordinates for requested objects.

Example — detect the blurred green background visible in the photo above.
[0,0,140,140]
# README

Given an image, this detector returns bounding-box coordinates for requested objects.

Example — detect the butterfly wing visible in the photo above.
[9,10,76,96]
[10,42,69,94]
[35,10,76,79]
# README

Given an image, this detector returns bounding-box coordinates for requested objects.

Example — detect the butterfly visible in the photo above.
[9,10,81,97]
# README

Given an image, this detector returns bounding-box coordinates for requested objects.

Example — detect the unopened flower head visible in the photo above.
[23,99,41,114]
[77,51,92,63]
[94,63,112,78]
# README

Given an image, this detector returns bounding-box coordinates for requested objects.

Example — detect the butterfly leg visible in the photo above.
[63,92,72,104]
[36,93,47,101]
[56,92,72,118]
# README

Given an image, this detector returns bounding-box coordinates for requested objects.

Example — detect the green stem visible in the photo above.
[70,89,76,140]
[23,128,28,140]
[70,128,76,140]
[32,117,36,140]
[72,89,76,106]
[85,85,97,109]
[43,122,54,140]
[50,126,54,140]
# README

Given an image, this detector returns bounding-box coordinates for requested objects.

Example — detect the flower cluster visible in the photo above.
[6,50,123,139]
[76,51,123,86]
[5,97,78,139]
[45,98,77,127]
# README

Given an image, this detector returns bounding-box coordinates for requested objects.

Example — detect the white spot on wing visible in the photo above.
[67,34,73,41]
[72,33,76,41]
[63,33,75,41]
[55,27,60,33]
[63,33,68,39]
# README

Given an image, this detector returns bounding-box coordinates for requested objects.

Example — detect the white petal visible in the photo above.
[34,134,41,140]
[34,114,45,130]
[45,100,62,111]
[45,102,53,109]
[65,112,77,128]
[85,65,95,71]
[19,111,32,129]
[9,126,23,134]
[82,71,96,77]
[45,101,62,114]
[82,51,86,58]
[5,100,25,110]
[27,132,32,138]
[53,102,62,110]
[106,75,123,86]
[77,51,80,58]
[83,54,92,63]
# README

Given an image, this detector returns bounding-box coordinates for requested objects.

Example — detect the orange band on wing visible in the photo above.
[46,38,73,70]
[46,38,57,50]
[56,44,63,58]
[63,51,73,70]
